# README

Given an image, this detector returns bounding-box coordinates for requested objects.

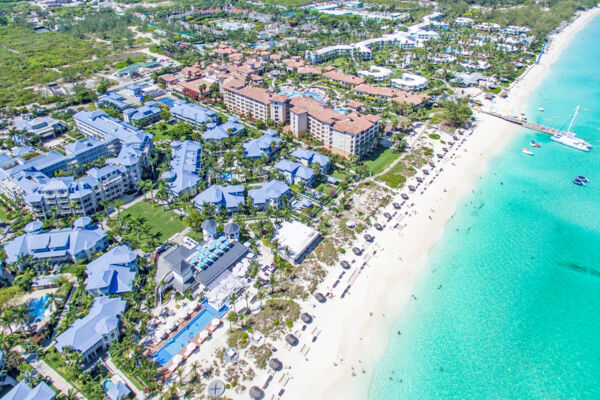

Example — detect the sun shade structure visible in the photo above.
[285,334,299,346]
[315,292,327,303]
[269,358,283,371]
[249,386,265,399]
[301,313,313,324]
[207,380,226,397]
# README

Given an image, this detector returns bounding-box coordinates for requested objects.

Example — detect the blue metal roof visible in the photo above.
[248,179,290,206]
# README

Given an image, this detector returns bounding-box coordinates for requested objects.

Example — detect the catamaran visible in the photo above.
[550,106,592,151]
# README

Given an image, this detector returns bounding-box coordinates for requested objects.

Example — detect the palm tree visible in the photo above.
[113,199,125,225]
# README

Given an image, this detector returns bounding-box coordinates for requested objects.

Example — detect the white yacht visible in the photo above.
[550,133,591,151]
[550,105,592,152]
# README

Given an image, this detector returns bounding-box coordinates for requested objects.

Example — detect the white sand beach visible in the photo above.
[236,7,600,400]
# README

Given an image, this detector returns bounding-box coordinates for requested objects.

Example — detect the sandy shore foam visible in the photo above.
[236,7,600,400]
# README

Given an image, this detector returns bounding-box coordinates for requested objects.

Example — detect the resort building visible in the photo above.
[163,140,203,198]
[357,66,392,82]
[204,117,245,140]
[454,17,474,26]
[289,148,330,172]
[3,218,108,266]
[14,117,66,139]
[274,159,315,186]
[170,100,218,127]
[322,70,364,87]
[273,221,320,264]
[155,222,248,302]
[54,296,126,363]
[391,73,428,91]
[248,179,290,209]
[0,381,55,400]
[288,95,380,158]
[243,129,282,159]
[123,101,162,126]
[193,184,245,213]
[84,245,138,296]
[222,78,289,124]
[96,92,130,111]
[73,110,154,188]
[105,380,131,400]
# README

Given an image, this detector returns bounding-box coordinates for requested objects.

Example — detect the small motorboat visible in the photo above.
[577,175,589,182]
[573,178,586,186]
[530,141,540,148]
[522,147,534,155]
[538,107,544,112]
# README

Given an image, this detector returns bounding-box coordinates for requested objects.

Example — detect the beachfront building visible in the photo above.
[274,159,315,186]
[289,148,330,172]
[3,218,108,266]
[155,223,248,303]
[248,179,290,210]
[170,100,218,127]
[105,380,131,400]
[243,129,282,159]
[391,73,428,91]
[273,221,320,264]
[357,66,393,82]
[204,117,245,140]
[193,184,245,213]
[222,78,289,124]
[304,44,354,63]
[84,245,138,295]
[163,140,203,198]
[14,117,67,139]
[123,101,162,126]
[54,296,126,363]
[288,95,380,158]
[0,381,55,400]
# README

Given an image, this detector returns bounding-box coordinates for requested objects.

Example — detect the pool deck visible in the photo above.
[147,306,224,375]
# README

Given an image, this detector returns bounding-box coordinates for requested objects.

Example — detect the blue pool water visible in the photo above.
[280,90,325,103]
[153,300,228,366]
[221,172,235,181]
[368,15,600,399]
[334,108,349,115]
[102,380,114,391]
[28,295,50,322]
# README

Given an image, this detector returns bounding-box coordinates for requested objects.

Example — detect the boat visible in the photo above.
[577,175,589,182]
[538,107,544,112]
[522,147,534,155]
[530,141,541,148]
[573,178,586,186]
[550,106,592,151]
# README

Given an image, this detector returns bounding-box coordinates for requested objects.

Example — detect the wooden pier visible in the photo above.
[479,109,566,136]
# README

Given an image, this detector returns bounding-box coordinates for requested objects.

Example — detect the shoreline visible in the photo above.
[241,8,600,400]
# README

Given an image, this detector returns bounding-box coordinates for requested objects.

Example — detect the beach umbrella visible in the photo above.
[269,358,283,371]
[249,386,264,400]
[300,313,313,324]
[210,318,221,330]
[315,292,326,303]
[285,334,298,346]
[198,330,209,342]
[183,342,198,357]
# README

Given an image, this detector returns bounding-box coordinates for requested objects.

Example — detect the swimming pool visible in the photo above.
[279,90,326,103]
[221,172,236,181]
[334,108,349,115]
[28,295,51,323]
[153,300,228,366]
[102,380,114,391]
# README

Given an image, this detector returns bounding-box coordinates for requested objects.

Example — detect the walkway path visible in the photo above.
[14,346,87,400]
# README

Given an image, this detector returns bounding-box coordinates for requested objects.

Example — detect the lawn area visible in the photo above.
[376,160,415,189]
[315,182,336,196]
[146,122,178,141]
[362,147,400,175]
[120,201,186,248]
[331,169,351,180]
[0,206,11,222]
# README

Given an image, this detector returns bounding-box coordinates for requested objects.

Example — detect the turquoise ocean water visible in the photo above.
[368,16,600,400]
